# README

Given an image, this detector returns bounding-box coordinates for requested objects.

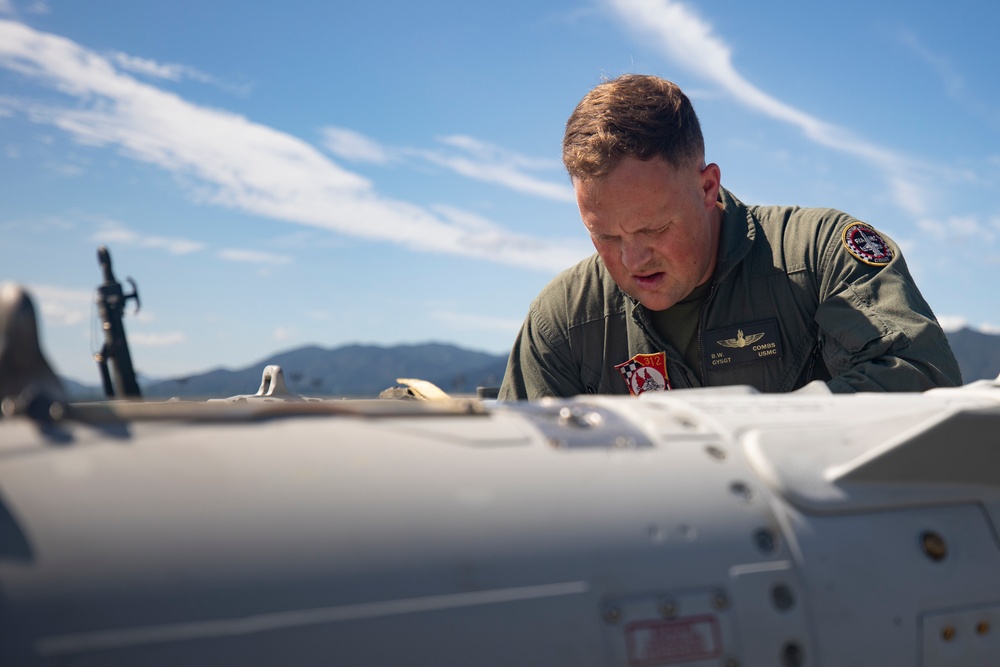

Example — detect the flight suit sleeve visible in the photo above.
[498,302,587,401]
[812,220,962,392]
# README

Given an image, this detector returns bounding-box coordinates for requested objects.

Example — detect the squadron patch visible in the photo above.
[615,352,671,396]
[842,222,893,266]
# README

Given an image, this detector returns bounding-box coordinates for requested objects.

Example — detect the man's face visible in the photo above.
[575,157,722,311]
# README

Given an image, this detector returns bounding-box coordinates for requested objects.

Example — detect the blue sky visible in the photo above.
[1,0,998,385]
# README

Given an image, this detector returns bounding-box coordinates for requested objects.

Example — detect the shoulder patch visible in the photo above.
[842,222,893,266]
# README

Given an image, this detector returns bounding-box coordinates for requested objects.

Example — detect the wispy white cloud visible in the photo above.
[108,51,252,96]
[109,52,202,82]
[272,326,294,341]
[26,283,92,327]
[321,127,393,164]
[24,0,48,15]
[1,214,75,233]
[916,215,995,243]
[419,135,576,203]
[92,220,206,254]
[896,29,963,98]
[533,6,603,28]
[217,248,293,265]
[604,0,934,216]
[896,29,1000,132]
[937,315,967,332]
[1,0,50,16]
[0,20,587,272]
[321,125,576,203]
[437,135,562,172]
[937,316,1000,335]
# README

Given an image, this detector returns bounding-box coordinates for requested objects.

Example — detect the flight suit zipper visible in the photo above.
[697,284,718,386]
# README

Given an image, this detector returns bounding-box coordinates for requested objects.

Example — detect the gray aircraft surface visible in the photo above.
[1,260,999,666]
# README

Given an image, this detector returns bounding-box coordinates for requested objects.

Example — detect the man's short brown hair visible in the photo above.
[562,74,705,179]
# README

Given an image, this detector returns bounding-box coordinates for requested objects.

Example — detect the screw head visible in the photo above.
[614,435,638,448]
[782,642,805,667]
[603,604,622,624]
[657,598,677,618]
[754,528,777,554]
[772,584,795,612]
[48,401,65,421]
[921,531,948,561]
[730,481,753,503]
[705,445,727,461]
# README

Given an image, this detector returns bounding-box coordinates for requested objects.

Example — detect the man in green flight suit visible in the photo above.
[499,74,961,400]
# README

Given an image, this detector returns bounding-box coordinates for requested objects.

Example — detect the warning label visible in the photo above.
[625,615,722,666]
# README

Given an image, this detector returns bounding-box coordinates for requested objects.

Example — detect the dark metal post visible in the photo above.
[95,246,142,398]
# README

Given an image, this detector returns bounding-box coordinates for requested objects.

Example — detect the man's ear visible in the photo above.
[701,163,721,207]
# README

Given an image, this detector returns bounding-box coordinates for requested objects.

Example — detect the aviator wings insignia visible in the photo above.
[717,329,765,349]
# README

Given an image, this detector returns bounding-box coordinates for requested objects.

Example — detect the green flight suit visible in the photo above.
[499,187,962,399]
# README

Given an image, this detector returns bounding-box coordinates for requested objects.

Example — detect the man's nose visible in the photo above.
[621,237,653,271]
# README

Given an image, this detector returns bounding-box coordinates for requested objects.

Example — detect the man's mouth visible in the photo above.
[633,272,665,289]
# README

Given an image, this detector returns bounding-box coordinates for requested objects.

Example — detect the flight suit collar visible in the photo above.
[711,186,756,285]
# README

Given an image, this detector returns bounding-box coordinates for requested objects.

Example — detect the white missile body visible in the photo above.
[1,378,999,667]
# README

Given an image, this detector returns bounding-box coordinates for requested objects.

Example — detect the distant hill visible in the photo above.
[60,376,106,401]
[60,329,1000,400]
[945,328,1000,383]
[139,342,508,399]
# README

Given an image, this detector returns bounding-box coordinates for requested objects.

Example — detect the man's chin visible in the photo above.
[632,292,677,312]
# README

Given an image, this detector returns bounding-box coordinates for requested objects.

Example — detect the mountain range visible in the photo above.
[62,329,1000,400]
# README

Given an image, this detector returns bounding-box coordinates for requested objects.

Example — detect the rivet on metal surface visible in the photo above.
[754,528,777,554]
[705,445,727,461]
[712,590,730,611]
[48,402,65,421]
[771,584,795,612]
[648,524,667,544]
[781,642,805,667]
[921,531,948,561]
[976,621,990,636]
[558,406,603,429]
[657,598,677,618]
[729,481,753,503]
[603,604,622,624]
[614,435,638,448]
[941,626,956,642]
